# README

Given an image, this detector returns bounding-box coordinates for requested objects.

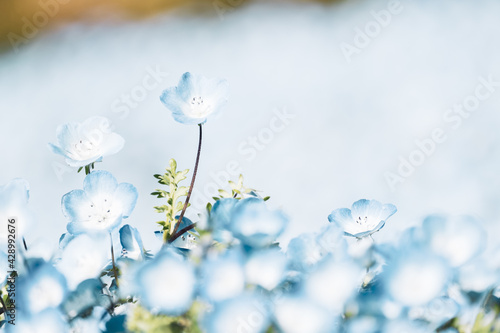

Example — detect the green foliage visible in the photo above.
[127,303,203,333]
[152,159,190,242]
[212,174,264,202]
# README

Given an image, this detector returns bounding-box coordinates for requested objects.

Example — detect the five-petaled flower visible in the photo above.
[328,199,397,238]
[49,116,124,168]
[62,170,138,234]
[160,72,229,125]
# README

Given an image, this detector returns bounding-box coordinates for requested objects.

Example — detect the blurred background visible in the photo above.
[1,0,500,253]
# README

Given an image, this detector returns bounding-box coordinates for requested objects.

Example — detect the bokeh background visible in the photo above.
[1,0,500,253]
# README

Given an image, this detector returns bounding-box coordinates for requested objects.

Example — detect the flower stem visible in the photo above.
[169,124,203,243]
[110,232,119,288]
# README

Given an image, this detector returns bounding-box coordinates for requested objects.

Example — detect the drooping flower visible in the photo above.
[62,170,138,234]
[328,199,397,238]
[160,72,229,125]
[48,116,124,168]
[119,224,148,260]
[57,233,110,290]
[136,248,196,315]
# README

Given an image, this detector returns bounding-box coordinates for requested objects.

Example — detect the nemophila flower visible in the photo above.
[48,116,124,168]
[62,279,112,319]
[286,224,347,272]
[328,199,397,238]
[57,233,110,290]
[208,198,238,243]
[202,294,270,333]
[458,259,499,292]
[229,197,288,248]
[120,224,148,260]
[245,248,287,290]
[160,72,229,125]
[421,215,486,267]
[62,170,138,234]
[384,248,451,307]
[136,248,196,315]
[0,178,34,241]
[18,263,68,314]
[199,250,246,302]
[410,297,459,331]
[303,257,363,313]
[170,216,198,250]
[6,309,69,333]
[274,295,337,333]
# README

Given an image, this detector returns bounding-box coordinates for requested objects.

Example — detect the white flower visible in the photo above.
[49,116,124,167]
[160,72,229,125]
[328,199,397,238]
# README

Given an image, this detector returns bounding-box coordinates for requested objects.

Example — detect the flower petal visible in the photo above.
[113,183,138,218]
[328,208,353,227]
[62,189,92,223]
[83,171,118,199]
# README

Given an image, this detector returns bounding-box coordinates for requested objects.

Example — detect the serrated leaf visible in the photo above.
[169,159,177,172]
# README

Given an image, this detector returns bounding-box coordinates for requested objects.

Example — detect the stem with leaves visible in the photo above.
[169,124,203,243]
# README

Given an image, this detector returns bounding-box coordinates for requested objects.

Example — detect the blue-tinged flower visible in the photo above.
[229,197,288,248]
[303,257,363,313]
[328,199,397,238]
[383,248,451,307]
[458,259,499,292]
[160,72,229,125]
[199,250,246,302]
[120,224,148,260]
[421,215,486,267]
[48,116,124,167]
[62,170,138,234]
[409,296,459,331]
[274,295,338,333]
[57,233,110,290]
[69,307,109,333]
[245,248,287,290]
[382,319,431,333]
[203,294,270,333]
[0,178,34,241]
[61,279,112,319]
[136,248,196,315]
[286,224,347,272]
[6,309,69,333]
[170,216,199,250]
[18,263,68,314]
[209,198,238,243]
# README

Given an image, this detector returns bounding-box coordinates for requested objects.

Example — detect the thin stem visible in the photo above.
[169,222,197,244]
[22,237,28,251]
[110,232,119,288]
[169,124,203,242]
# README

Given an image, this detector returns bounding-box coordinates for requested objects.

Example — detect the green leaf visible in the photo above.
[263,196,271,201]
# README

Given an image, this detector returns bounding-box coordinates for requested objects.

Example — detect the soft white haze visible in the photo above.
[1,0,500,253]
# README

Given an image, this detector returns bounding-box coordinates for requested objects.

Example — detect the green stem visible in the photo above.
[169,124,203,243]
[110,232,119,288]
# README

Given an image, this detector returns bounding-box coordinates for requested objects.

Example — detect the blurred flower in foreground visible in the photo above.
[229,197,288,248]
[136,249,196,315]
[274,295,337,333]
[7,309,68,333]
[18,263,68,314]
[384,248,450,307]
[420,215,486,267]
[62,170,138,234]
[245,247,287,290]
[160,72,229,125]
[199,250,245,302]
[57,233,109,290]
[203,294,269,333]
[328,199,397,238]
[0,178,34,241]
[48,116,124,168]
